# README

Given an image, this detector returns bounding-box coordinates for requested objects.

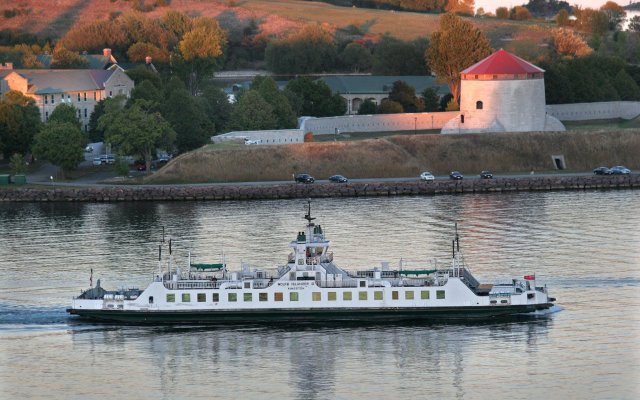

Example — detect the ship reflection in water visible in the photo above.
[68,318,553,399]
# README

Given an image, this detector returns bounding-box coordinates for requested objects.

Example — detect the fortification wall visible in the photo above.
[300,112,459,135]
[547,101,640,121]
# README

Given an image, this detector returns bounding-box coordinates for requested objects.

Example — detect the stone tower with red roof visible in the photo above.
[441,49,565,134]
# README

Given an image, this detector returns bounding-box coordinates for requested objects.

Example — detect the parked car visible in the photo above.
[449,171,464,180]
[420,171,435,181]
[329,175,348,183]
[92,157,102,166]
[84,145,93,153]
[610,166,631,175]
[480,170,493,179]
[593,166,612,175]
[294,173,315,183]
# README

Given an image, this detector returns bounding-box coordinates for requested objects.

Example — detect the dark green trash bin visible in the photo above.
[0,174,9,185]
[13,175,26,185]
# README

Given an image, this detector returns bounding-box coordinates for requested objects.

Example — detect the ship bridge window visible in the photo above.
[405,291,414,300]
[343,292,352,301]
[359,291,368,300]
[244,282,250,289]
[359,281,366,288]
[290,292,299,301]
[228,293,237,302]
[437,290,445,299]
[421,291,430,300]
[259,293,268,302]
[392,291,399,300]
[275,292,284,301]
[374,291,383,300]
[212,293,220,302]
[166,294,175,302]
[312,292,321,301]
[244,293,252,302]
[328,292,337,301]
[197,293,206,302]
[182,293,191,302]
[149,296,154,304]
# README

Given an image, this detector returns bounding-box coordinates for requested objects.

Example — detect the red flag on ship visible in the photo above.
[524,274,535,280]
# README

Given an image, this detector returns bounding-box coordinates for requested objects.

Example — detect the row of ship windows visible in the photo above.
[164,290,446,303]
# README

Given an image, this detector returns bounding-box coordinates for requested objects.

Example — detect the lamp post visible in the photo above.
[414,117,417,134]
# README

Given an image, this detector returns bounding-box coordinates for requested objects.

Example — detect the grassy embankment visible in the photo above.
[145,129,640,183]
[3,0,552,43]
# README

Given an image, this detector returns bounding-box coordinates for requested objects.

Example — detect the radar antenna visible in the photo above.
[304,199,316,226]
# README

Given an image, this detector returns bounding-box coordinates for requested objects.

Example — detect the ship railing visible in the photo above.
[315,280,358,288]
[388,278,436,287]
[164,280,224,290]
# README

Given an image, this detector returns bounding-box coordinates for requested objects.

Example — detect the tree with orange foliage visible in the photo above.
[511,6,532,21]
[445,0,474,16]
[550,28,593,59]
[600,1,627,31]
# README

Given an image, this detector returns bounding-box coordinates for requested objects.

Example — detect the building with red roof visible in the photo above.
[442,49,565,134]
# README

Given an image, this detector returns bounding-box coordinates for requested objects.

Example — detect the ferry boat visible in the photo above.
[67,203,556,323]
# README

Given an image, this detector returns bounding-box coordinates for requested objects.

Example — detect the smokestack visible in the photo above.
[145,56,152,65]
[103,48,112,57]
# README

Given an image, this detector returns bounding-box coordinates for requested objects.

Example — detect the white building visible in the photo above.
[441,49,565,134]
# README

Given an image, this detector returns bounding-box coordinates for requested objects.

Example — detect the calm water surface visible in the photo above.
[0,191,639,399]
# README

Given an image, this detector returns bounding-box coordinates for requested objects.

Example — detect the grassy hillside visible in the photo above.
[145,130,640,183]
[0,0,552,42]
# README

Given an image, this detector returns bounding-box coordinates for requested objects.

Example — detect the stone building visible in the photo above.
[0,65,134,132]
[441,49,565,134]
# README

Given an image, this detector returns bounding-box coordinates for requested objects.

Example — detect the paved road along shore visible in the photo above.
[1,175,638,202]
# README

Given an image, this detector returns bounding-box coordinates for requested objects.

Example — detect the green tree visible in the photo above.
[372,35,430,75]
[378,99,404,114]
[340,43,373,73]
[33,122,85,177]
[285,77,346,117]
[49,103,80,130]
[496,7,509,19]
[422,87,440,112]
[556,9,570,26]
[388,80,424,113]
[9,153,27,175]
[358,99,378,115]
[130,80,164,107]
[161,79,214,153]
[88,100,106,142]
[126,66,162,87]
[0,91,41,158]
[251,76,297,129]
[50,47,88,69]
[612,69,640,100]
[427,13,493,103]
[226,90,278,131]
[201,85,233,134]
[265,23,337,74]
[99,98,175,173]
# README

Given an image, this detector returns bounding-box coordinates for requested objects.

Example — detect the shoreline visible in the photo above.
[0,175,638,202]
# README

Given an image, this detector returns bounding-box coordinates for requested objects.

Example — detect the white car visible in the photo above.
[92,157,102,166]
[420,171,435,181]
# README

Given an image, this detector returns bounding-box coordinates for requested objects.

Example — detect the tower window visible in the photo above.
[476,101,483,110]
[461,115,465,124]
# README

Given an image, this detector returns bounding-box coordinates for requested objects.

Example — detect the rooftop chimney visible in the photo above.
[103,48,112,57]
[0,62,13,70]
[145,56,152,64]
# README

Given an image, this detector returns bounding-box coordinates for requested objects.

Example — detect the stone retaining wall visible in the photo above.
[1,175,637,202]
[546,101,640,121]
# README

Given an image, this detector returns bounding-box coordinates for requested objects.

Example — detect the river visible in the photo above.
[0,190,639,399]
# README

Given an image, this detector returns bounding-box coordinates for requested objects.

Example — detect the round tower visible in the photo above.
[442,49,565,133]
